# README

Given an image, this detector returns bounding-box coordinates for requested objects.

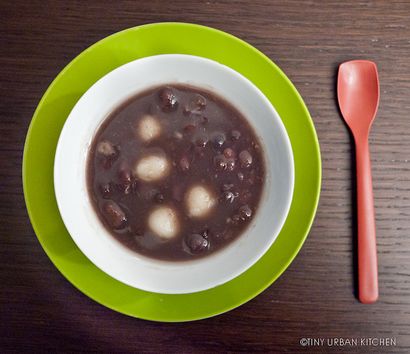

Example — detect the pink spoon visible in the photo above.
[337,60,380,304]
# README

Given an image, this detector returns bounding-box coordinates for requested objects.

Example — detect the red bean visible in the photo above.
[118,162,131,184]
[192,94,206,109]
[158,87,178,112]
[247,170,256,185]
[139,186,159,200]
[239,190,252,203]
[184,233,209,254]
[238,204,252,220]
[231,130,241,140]
[239,150,253,168]
[223,191,236,203]
[115,183,130,195]
[131,180,139,194]
[222,183,234,191]
[202,229,210,239]
[179,156,190,171]
[223,148,235,158]
[215,229,232,240]
[214,154,228,170]
[200,116,209,125]
[212,132,226,149]
[154,193,164,203]
[195,134,208,147]
[232,214,241,223]
[101,201,127,229]
[183,94,207,115]
[183,124,196,134]
[101,159,113,170]
[226,158,235,171]
[99,183,113,198]
[116,162,133,194]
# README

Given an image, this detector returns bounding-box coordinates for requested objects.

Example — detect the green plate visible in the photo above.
[23,23,321,322]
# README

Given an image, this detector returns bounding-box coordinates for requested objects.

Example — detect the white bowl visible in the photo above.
[54,54,294,294]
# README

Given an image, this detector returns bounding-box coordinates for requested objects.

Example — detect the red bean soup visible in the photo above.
[87,84,265,261]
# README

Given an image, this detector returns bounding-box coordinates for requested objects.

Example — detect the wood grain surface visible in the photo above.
[1,0,410,352]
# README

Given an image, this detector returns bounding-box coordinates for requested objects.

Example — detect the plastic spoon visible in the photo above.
[337,60,379,304]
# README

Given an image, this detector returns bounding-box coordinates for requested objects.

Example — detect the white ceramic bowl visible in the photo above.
[54,54,294,294]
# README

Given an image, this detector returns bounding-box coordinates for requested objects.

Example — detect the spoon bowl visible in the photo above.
[338,61,380,137]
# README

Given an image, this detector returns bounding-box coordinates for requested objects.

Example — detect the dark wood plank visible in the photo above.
[1,0,409,352]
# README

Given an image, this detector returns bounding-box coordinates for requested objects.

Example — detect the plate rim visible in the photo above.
[22,22,322,322]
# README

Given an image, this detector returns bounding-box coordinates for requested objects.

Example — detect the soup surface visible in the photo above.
[87,84,265,261]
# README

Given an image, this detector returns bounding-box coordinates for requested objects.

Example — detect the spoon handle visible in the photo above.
[356,135,378,303]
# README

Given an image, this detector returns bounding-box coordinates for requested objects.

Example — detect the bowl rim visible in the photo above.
[53,53,295,294]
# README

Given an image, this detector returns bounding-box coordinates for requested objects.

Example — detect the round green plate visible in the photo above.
[23,23,321,322]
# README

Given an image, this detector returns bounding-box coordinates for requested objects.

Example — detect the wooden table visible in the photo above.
[1,1,409,352]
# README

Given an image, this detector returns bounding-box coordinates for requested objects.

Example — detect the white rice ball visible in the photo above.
[186,185,216,218]
[138,115,161,142]
[148,206,179,239]
[134,154,169,182]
